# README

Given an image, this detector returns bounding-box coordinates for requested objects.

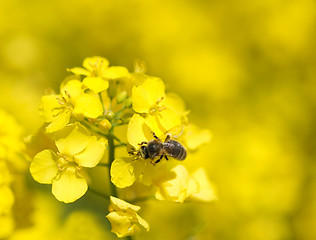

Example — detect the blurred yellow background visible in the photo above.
[1,0,315,239]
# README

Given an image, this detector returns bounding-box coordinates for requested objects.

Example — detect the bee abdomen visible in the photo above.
[164,140,187,160]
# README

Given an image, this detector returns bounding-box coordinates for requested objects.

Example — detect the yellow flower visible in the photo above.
[68,56,129,93]
[106,196,149,238]
[40,79,103,132]
[132,77,182,137]
[30,123,107,203]
[0,109,24,160]
[0,109,24,238]
[155,165,216,203]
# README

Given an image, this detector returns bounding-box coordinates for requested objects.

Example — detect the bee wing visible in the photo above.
[158,125,184,140]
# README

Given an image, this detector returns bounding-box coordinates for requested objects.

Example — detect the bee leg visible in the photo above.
[155,154,164,164]
[138,141,147,145]
[164,155,169,161]
[151,132,159,140]
[128,150,139,156]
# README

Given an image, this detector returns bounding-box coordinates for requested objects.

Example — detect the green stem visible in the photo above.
[130,195,155,204]
[108,127,117,197]
[99,93,106,113]
[114,106,126,118]
[112,122,128,127]
[114,143,127,148]
[112,135,126,145]
[81,119,108,138]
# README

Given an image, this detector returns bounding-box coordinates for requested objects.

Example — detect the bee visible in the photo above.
[136,132,187,164]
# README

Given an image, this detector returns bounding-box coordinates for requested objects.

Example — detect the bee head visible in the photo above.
[139,145,149,159]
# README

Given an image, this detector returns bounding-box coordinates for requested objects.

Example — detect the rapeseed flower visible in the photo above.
[106,196,149,238]
[132,77,183,137]
[40,79,103,132]
[68,56,129,93]
[0,109,27,238]
[30,123,107,203]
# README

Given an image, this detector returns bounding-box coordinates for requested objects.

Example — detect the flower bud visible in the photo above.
[99,119,112,131]
[107,81,118,99]
[116,91,128,104]
[125,97,132,108]
[105,111,115,120]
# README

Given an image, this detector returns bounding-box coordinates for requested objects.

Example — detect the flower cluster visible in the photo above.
[28,56,216,238]
[0,109,28,238]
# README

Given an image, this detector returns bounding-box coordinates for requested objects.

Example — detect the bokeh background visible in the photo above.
[1,0,316,239]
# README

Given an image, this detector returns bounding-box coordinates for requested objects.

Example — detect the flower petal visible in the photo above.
[74,136,107,168]
[60,79,83,101]
[82,77,109,93]
[52,167,88,203]
[144,114,166,138]
[106,212,140,238]
[157,109,182,133]
[102,66,129,79]
[110,157,146,188]
[109,196,141,212]
[144,111,183,140]
[136,214,150,231]
[83,56,109,72]
[132,77,165,113]
[30,149,59,184]
[143,77,165,106]
[45,109,71,133]
[127,114,152,149]
[54,123,90,156]
[39,95,61,122]
[73,93,103,118]
[67,67,90,76]
[132,86,152,113]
